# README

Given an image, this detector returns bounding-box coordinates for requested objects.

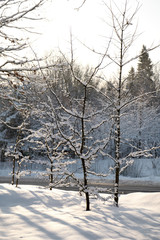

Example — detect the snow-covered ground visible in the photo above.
[0,183,160,240]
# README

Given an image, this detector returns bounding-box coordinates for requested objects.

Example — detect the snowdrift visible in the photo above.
[0,184,160,240]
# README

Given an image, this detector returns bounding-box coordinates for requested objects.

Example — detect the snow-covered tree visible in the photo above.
[126,45,156,101]
[0,0,50,183]
[0,0,46,118]
[137,45,155,95]
[125,44,160,151]
[98,0,160,206]
[39,55,113,211]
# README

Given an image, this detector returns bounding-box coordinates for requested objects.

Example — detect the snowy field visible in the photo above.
[0,183,160,240]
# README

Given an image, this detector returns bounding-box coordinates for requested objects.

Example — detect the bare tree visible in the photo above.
[0,0,49,183]
[75,0,87,10]
[0,0,46,102]
[78,0,159,206]
[101,0,160,206]
[42,0,160,209]
[32,48,114,211]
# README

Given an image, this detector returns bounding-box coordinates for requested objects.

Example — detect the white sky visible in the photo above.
[31,0,160,75]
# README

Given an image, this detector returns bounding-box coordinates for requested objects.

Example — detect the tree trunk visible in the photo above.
[81,158,90,211]
[16,160,20,187]
[113,8,124,205]
[49,161,53,190]
[16,177,19,187]
[138,103,142,153]
[114,110,121,207]
[11,157,16,185]
[80,85,90,211]
[114,161,120,206]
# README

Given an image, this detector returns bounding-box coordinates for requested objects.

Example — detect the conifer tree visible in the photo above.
[126,67,136,95]
[126,45,157,153]
[137,45,156,95]
[127,45,156,97]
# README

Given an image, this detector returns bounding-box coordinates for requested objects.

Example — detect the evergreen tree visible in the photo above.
[127,45,156,97]
[126,67,136,95]
[136,45,155,95]
[126,46,157,153]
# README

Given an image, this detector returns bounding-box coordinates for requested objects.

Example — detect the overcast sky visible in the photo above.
[31,0,160,75]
